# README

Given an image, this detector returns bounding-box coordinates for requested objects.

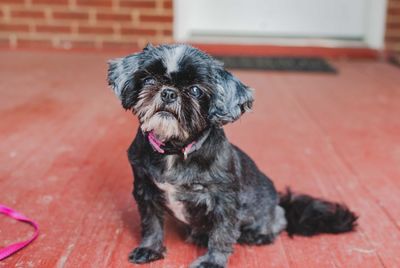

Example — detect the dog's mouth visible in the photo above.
[140,108,187,142]
[155,110,177,118]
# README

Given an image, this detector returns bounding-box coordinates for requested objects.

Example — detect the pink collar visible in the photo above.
[147,129,210,160]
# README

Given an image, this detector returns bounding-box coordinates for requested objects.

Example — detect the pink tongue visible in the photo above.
[149,131,165,146]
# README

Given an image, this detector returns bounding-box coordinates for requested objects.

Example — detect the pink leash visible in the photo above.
[0,205,39,261]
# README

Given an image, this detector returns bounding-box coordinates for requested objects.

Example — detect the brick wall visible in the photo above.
[386,0,400,57]
[0,0,173,50]
[1,1,399,55]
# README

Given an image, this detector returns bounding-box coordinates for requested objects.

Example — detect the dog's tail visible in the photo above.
[279,188,358,237]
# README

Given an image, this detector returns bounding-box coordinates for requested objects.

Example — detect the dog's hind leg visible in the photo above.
[238,205,287,245]
[186,228,209,248]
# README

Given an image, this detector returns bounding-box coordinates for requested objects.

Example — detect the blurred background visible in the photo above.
[1,1,400,268]
[0,0,398,60]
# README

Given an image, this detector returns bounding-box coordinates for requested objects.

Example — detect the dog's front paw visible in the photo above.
[128,247,165,264]
[189,256,226,268]
[190,261,224,268]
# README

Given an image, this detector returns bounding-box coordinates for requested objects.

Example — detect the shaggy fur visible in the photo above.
[107,44,357,268]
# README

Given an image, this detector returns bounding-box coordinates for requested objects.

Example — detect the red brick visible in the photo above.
[0,23,29,32]
[17,38,53,48]
[119,0,156,8]
[162,0,172,10]
[161,28,172,36]
[76,0,112,8]
[387,22,400,29]
[0,37,10,47]
[57,39,97,49]
[53,11,89,20]
[0,0,24,3]
[120,27,156,35]
[102,40,140,50]
[388,8,400,15]
[96,13,132,22]
[386,29,400,36]
[36,25,71,33]
[78,25,114,34]
[11,10,46,19]
[388,1,400,8]
[140,14,173,23]
[385,36,400,42]
[69,40,97,49]
[32,0,68,5]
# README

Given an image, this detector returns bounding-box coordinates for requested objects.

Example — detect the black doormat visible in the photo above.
[214,56,336,73]
[389,55,400,68]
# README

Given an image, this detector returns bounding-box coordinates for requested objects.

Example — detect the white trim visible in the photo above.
[173,0,191,42]
[187,35,367,48]
[364,0,387,49]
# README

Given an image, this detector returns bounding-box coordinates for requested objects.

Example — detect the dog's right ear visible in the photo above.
[208,68,254,126]
[107,52,142,109]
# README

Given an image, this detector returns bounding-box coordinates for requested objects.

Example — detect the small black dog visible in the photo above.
[107,44,357,268]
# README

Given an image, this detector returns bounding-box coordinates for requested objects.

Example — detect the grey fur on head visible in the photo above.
[108,53,139,99]
[108,43,254,126]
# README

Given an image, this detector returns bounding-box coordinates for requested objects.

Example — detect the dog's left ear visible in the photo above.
[107,52,142,109]
[209,69,254,125]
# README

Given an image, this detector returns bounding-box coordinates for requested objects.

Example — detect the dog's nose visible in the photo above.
[161,88,178,103]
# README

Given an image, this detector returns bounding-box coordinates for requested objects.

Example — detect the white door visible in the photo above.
[175,0,387,49]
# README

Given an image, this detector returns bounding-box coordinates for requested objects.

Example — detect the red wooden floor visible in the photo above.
[1,50,400,268]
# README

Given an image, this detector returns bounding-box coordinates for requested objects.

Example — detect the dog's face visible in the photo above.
[108,44,253,142]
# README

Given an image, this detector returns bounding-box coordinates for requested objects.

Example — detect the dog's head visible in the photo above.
[107,44,253,142]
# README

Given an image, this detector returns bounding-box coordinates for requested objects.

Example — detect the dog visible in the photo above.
[107,44,357,268]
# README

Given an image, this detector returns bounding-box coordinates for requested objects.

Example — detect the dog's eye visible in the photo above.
[189,86,203,98]
[143,77,156,86]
